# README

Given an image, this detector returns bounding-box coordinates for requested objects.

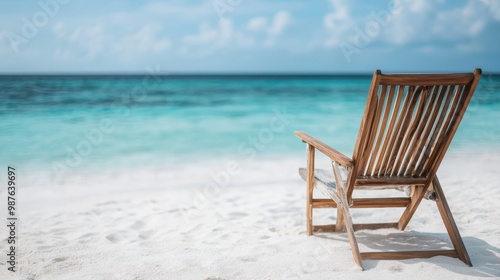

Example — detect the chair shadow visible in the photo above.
[316,230,500,277]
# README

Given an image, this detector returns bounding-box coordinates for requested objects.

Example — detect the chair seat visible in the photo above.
[298,168,436,200]
[298,168,338,190]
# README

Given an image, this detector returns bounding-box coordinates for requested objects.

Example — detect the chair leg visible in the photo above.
[338,185,364,270]
[331,162,345,232]
[397,184,428,230]
[335,207,345,232]
[306,144,315,236]
[331,162,363,269]
[432,176,472,266]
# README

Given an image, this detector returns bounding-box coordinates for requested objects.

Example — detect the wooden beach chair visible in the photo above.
[295,69,482,270]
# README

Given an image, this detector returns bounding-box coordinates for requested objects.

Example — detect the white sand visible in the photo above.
[1,153,500,279]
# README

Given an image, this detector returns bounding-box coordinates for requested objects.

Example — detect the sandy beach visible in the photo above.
[1,152,498,279]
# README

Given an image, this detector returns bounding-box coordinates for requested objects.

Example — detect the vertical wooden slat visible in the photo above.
[419,85,464,175]
[409,85,448,176]
[392,86,431,175]
[443,85,469,136]
[367,85,394,176]
[401,86,439,175]
[358,93,380,176]
[347,70,381,200]
[361,84,387,176]
[387,86,422,175]
[441,85,467,137]
[380,86,417,175]
[424,69,481,178]
[375,85,405,176]
[414,85,455,175]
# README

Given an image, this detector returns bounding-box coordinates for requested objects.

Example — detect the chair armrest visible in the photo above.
[295,131,353,167]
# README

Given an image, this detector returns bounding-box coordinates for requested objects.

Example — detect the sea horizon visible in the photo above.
[2,71,499,76]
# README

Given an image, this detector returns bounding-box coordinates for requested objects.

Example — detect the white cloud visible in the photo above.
[144,2,212,19]
[456,42,483,53]
[242,11,292,47]
[0,31,8,55]
[219,19,233,42]
[322,0,498,52]
[181,11,292,53]
[323,0,350,29]
[117,25,171,55]
[183,19,233,48]
[384,0,489,46]
[52,24,171,60]
[481,0,500,21]
[181,18,256,54]
[268,11,291,36]
[407,0,433,13]
[68,25,106,59]
[247,17,267,32]
[183,23,218,45]
[323,0,353,47]
[431,0,487,39]
[53,22,66,38]
[265,11,293,46]
[54,48,73,60]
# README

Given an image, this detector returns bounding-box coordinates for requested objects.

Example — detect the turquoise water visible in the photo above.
[1,74,499,183]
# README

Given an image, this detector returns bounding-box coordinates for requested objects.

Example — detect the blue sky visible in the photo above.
[0,0,499,73]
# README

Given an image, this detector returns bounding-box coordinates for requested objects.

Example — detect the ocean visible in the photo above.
[1,74,499,189]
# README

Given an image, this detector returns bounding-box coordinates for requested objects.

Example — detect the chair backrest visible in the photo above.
[346,69,482,195]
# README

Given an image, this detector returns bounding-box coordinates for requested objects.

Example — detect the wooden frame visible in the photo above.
[296,69,481,270]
